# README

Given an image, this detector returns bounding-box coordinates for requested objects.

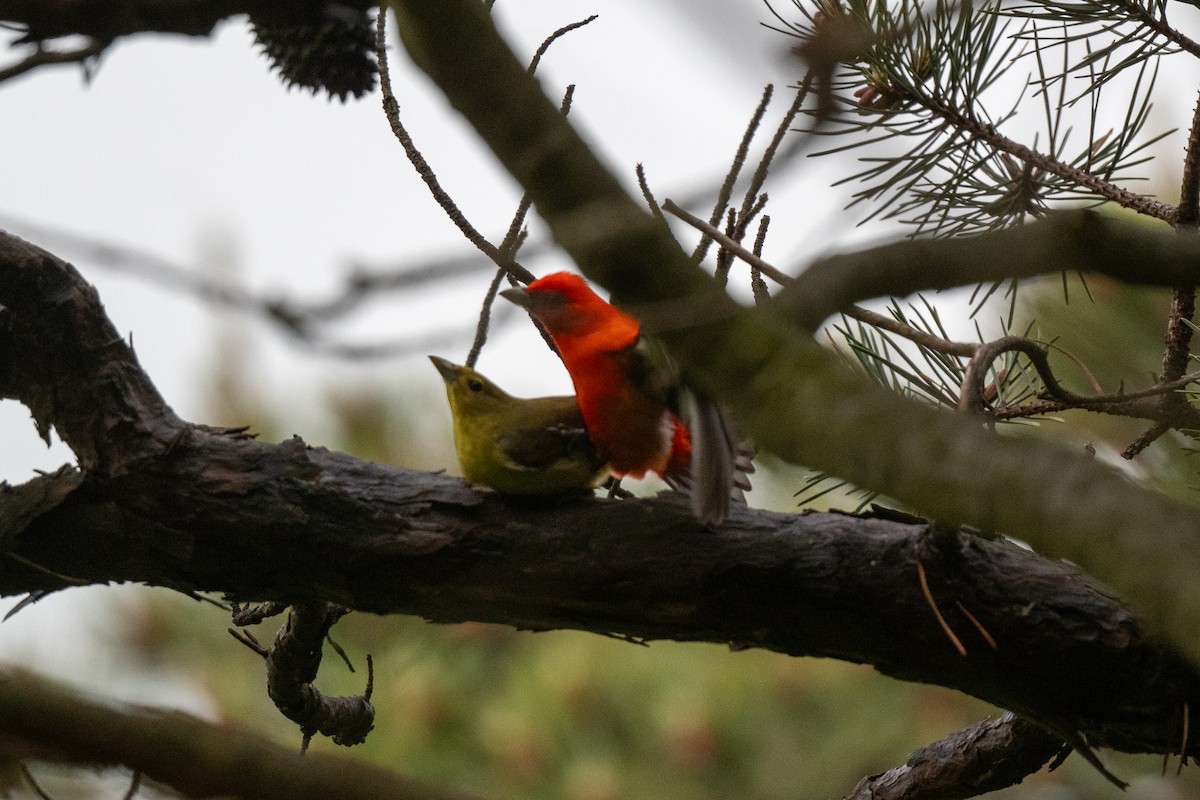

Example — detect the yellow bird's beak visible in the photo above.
[428,355,460,383]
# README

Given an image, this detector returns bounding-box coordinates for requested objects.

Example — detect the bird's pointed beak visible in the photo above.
[428,355,459,382]
[499,286,531,309]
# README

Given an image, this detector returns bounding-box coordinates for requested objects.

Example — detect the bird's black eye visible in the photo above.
[468,379,484,392]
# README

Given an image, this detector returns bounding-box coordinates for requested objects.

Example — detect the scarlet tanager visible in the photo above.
[500,272,749,523]
[430,355,608,495]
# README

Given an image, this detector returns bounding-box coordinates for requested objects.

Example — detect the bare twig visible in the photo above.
[375,8,534,285]
[379,8,586,364]
[692,85,774,263]
[664,199,792,283]
[121,770,143,800]
[959,336,1200,414]
[472,84,579,364]
[714,207,739,287]
[635,163,667,222]
[19,764,55,800]
[664,198,981,357]
[1123,420,1173,459]
[466,267,508,368]
[750,215,771,305]
[229,627,270,658]
[0,38,105,83]
[732,73,814,241]
[527,15,598,74]
[0,214,509,358]
[844,713,1063,800]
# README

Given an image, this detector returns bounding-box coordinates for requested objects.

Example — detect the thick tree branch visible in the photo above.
[0,37,105,82]
[0,667,478,800]
[0,231,183,472]
[385,1,1200,670]
[5,455,1200,761]
[2,232,1200,759]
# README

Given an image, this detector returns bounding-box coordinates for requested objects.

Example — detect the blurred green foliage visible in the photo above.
[1020,275,1200,502]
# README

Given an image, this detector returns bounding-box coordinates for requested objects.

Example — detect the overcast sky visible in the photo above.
[0,1,838,485]
[5,0,1198,489]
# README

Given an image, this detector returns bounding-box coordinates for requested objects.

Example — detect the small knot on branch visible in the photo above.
[231,601,376,748]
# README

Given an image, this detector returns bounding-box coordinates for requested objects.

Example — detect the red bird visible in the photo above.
[502,271,748,523]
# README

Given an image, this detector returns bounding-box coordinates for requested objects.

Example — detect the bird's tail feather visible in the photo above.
[681,392,754,525]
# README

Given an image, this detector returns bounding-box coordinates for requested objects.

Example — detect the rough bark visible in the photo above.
[1,230,1200,766]
[844,714,1066,800]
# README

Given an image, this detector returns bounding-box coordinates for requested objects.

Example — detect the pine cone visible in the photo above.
[250,4,377,102]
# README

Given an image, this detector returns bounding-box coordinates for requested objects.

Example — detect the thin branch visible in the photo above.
[663,198,981,357]
[845,305,979,358]
[691,85,774,263]
[526,15,598,74]
[466,267,508,368]
[709,73,809,286]
[1123,419,1173,459]
[0,214,514,357]
[664,198,793,286]
[733,73,814,238]
[750,215,771,305]
[1,1,374,42]
[374,8,534,285]
[1111,0,1200,62]
[635,163,667,222]
[0,37,105,83]
[843,713,1063,800]
[958,335,1200,417]
[942,105,1177,224]
[1155,90,1200,392]
[472,84,579,364]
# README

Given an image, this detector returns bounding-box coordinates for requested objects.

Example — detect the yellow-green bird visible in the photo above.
[430,355,609,495]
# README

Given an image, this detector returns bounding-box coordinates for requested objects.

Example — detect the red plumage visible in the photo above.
[516,271,691,481]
